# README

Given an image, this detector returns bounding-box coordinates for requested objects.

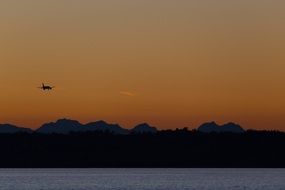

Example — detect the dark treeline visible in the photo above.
[1,129,285,168]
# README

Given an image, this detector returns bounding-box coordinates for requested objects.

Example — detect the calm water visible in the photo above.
[0,169,284,190]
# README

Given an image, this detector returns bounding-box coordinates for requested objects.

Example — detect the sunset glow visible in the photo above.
[1,1,285,130]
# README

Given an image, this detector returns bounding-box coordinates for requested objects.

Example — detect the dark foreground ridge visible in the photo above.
[0,129,285,168]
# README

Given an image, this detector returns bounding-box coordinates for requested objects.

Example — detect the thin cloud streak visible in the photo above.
[120,91,136,97]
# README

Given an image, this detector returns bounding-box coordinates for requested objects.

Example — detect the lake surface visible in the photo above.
[0,168,284,190]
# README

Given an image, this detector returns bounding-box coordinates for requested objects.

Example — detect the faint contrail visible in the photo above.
[120,91,136,96]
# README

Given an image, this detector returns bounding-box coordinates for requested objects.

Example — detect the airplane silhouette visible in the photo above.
[38,83,55,91]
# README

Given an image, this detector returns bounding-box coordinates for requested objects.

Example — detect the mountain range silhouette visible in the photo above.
[0,124,32,134]
[0,119,244,134]
[198,122,245,133]
[1,120,285,168]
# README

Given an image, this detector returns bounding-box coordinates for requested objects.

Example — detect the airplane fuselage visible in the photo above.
[39,83,54,91]
[42,86,52,90]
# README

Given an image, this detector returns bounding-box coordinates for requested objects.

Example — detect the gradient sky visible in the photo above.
[1,0,285,130]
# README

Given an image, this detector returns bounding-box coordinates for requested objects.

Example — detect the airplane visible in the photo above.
[38,83,55,91]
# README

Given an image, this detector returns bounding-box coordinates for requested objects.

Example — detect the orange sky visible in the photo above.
[1,1,285,130]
